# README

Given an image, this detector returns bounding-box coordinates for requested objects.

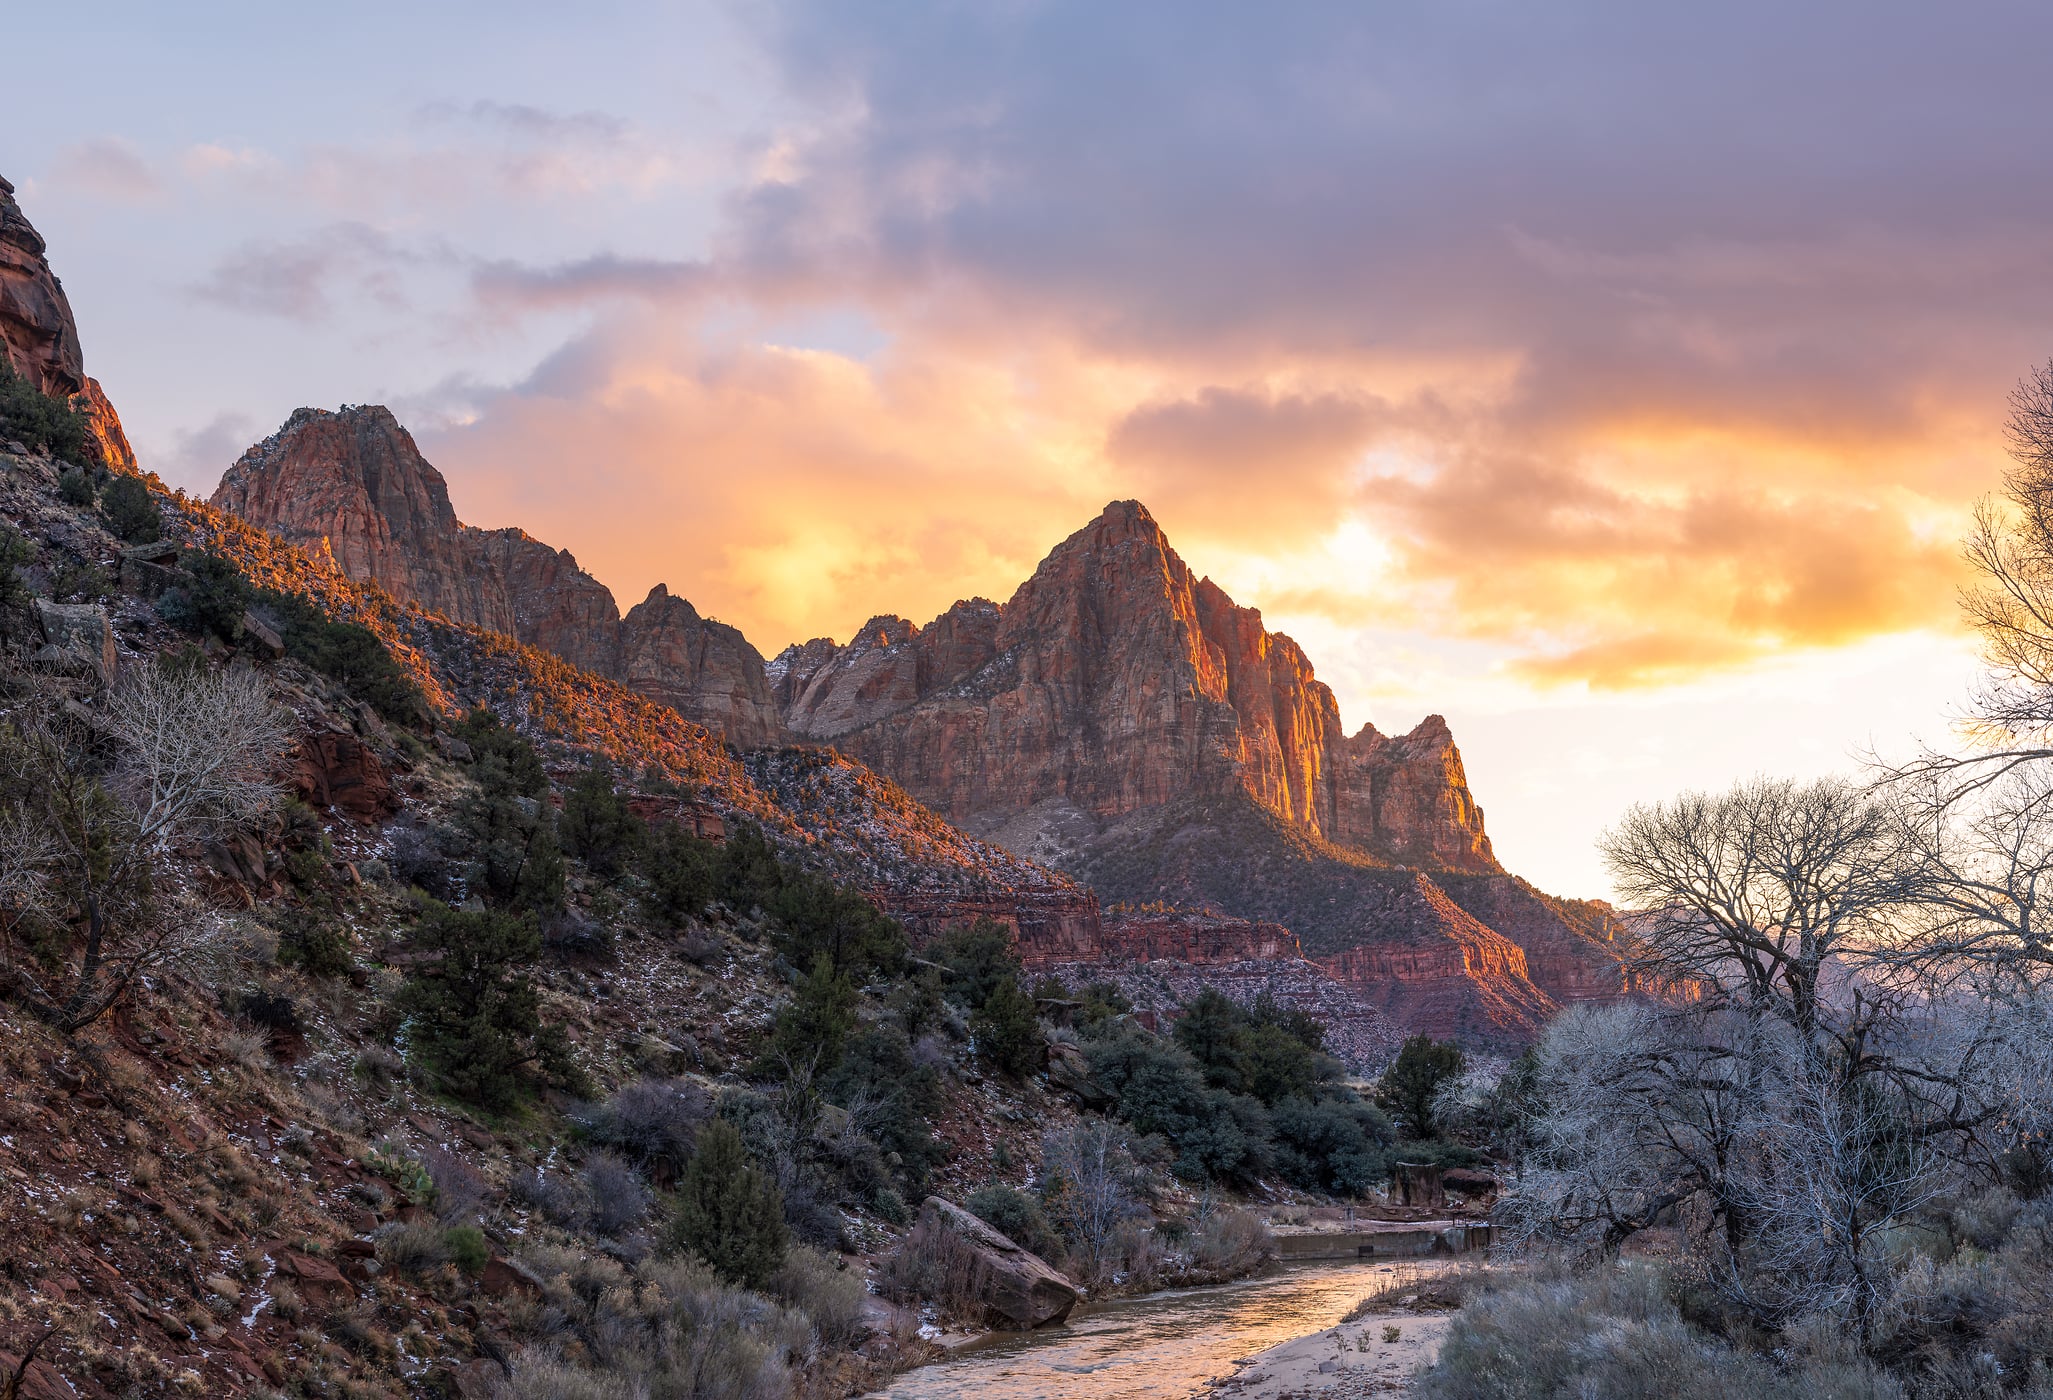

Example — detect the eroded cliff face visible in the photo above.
[210,405,783,746]
[0,176,135,471]
[778,501,1498,873]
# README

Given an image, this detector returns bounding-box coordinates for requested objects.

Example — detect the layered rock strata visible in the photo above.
[0,175,135,470]
[211,406,783,746]
[776,502,1498,874]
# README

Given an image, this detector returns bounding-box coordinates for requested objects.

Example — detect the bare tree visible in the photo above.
[1038,1119,1151,1277]
[0,662,290,1031]
[1600,775,1913,1053]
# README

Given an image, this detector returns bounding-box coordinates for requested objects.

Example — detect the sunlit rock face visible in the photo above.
[0,175,135,471]
[778,500,1498,871]
[211,405,784,747]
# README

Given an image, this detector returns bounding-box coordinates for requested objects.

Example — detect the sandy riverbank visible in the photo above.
[1195,1267,1463,1399]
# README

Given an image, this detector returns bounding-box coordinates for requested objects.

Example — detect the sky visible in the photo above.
[6,1,2043,898]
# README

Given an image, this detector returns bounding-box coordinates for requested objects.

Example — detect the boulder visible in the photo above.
[294,729,399,823]
[912,1195,1078,1329]
[479,1253,544,1298]
[1391,1161,1446,1209]
[33,598,116,680]
[242,609,286,658]
[1045,1040,1112,1107]
[271,1248,355,1308]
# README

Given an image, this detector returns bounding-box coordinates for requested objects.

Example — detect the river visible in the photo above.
[869,1258,1442,1400]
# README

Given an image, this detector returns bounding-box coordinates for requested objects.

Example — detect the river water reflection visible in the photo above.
[869,1259,1436,1400]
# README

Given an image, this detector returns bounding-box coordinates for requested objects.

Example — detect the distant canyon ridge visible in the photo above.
[205,406,1634,1045]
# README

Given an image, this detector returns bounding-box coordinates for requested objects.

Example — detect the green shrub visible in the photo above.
[972,974,1043,1077]
[930,917,1019,1010]
[638,819,719,926]
[277,911,353,978]
[395,902,577,1112]
[1269,1095,1392,1195]
[453,706,549,797]
[159,551,251,642]
[1375,1033,1466,1139]
[768,868,906,978]
[444,1224,489,1276]
[1084,1023,1273,1184]
[99,473,160,543]
[966,1185,1066,1263]
[715,819,784,911]
[0,365,91,463]
[250,588,426,726]
[57,465,95,506]
[456,752,565,913]
[0,526,32,643]
[669,1119,789,1290]
[762,954,857,1074]
[826,1025,945,1192]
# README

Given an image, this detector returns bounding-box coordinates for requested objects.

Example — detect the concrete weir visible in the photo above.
[1272,1221,1494,1261]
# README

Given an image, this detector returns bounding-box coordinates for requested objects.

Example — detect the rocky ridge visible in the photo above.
[0,176,135,472]
[210,406,783,746]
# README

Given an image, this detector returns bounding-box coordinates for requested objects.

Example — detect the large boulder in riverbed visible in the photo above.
[909,1196,1079,1329]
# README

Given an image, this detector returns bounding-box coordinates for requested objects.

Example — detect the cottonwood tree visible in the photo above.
[0,662,291,1031]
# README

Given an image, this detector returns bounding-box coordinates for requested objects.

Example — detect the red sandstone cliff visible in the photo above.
[210,406,784,747]
[0,176,135,471]
[775,503,1628,1042]
[777,501,1498,873]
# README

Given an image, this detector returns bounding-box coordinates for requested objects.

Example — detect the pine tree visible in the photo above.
[99,473,161,543]
[1373,1033,1465,1139]
[395,903,574,1111]
[763,954,857,1073]
[669,1119,788,1288]
[559,758,641,878]
[973,974,1043,1077]
[639,819,718,926]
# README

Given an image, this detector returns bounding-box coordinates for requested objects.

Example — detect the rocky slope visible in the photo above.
[210,405,783,746]
[0,175,134,470]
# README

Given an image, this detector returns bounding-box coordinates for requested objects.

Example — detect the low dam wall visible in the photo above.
[1272,1221,1493,1261]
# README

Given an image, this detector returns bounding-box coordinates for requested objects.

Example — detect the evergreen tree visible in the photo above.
[99,473,161,543]
[457,753,566,912]
[559,758,641,877]
[57,465,95,506]
[0,364,92,463]
[0,526,33,643]
[769,869,906,978]
[930,916,1019,1010]
[453,706,549,796]
[395,903,574,1112]
[763,954,857,1073]
[972,974,1043,1077]
[716,819,784,910]
[1374,1033,1466,1139]
[669,1119,788,1289]
[640,819,719,926]
[1174,988,1247,1090]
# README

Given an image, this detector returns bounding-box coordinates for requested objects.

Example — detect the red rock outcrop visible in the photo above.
[0,175,135,470]
[210,406,783,746]
[293,729,400,824]
[778,501,1497,872]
